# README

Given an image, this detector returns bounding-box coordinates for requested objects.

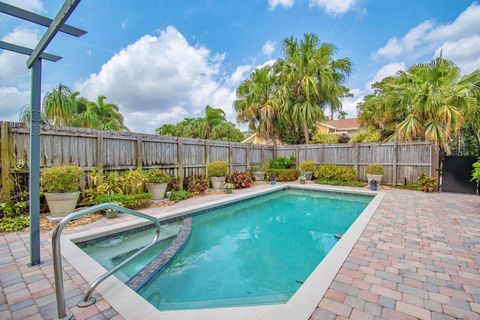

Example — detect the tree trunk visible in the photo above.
[475,130,480,155]
[303,123,309,144]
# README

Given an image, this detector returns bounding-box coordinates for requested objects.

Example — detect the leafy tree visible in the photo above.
[43,84,75,126]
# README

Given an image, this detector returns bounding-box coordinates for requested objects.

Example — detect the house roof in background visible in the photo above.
[322,118,360,130]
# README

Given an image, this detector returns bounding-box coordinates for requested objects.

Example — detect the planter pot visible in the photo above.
[270,176,277,185]
[44,191,80,218]
[370,185,378,191]
[146,182,168,200]
[300,180,306,184]
[366,174,383,186]
[210,176,226,190]
[225,188,233,194]
[105,209,118,219]
[252,171,265,183]
[300,171,313,180]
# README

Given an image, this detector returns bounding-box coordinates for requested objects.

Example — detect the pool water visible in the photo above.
[79,189,372,310]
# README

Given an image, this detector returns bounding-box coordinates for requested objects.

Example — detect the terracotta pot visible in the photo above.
[300,171,313,180]
[44,191,80,218]
[210,176,226,190]
[366,174,383,186]
[146,183,168,200]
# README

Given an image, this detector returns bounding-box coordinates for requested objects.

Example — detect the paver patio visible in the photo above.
[0,184,479,320]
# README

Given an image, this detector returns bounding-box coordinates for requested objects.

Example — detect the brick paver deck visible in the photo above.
[0,185,479,320]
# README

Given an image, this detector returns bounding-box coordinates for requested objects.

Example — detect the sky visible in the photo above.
[1,0,479,133]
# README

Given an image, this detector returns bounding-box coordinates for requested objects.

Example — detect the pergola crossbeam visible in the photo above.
[27,0,82,68]
[0,41,62,62]
[0,1,86,37]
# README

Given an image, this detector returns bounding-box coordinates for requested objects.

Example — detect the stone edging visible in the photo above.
[127,216,193,291]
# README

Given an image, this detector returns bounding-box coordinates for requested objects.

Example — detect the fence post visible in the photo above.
[177,138,184,191]
[392,142,398,186]
[136,135,143,169]
[295,145,300,169]
[96,131,104,168]
[1,123,12,200]
[204,140,210,175]
[228,143,233,174]
[430,143,440,191]
[260,145,264,164]
[354,143,359,179]
[246,145,250,171]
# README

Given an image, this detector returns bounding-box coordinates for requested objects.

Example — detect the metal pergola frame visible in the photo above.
[0,0,86,266]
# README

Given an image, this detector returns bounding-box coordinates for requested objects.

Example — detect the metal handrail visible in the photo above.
[52,203,161,320]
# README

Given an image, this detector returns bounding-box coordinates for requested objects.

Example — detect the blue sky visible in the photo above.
[1,0,479,132]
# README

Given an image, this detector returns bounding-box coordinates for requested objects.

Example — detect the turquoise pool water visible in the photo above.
[79,188,372,310]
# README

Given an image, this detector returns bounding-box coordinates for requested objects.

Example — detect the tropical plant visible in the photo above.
[417,172,437,192]
[265,169,298,181]
[43,84,75,126]
[471,160,480,182]
[268,156,295,169]
[228,172,253,189]
[207,161,228,177]
[314,164,357,181]
[234,65,280,146]
[186,176,209,194]
[311,132,339,144]
[365,164,384,175]
[143,169,171,184]
[40,166,83,193]
[299,161,315,172]
[275,33,352,143]
[169,190,191,202]
[349,129,381,143]
[92,193,152,209]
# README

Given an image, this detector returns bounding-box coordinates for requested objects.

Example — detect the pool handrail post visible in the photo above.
[52,203,161,319]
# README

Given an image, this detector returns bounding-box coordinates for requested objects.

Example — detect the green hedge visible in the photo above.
[93,193,152,209]
[314,164,357,181]
[266,169,299,181]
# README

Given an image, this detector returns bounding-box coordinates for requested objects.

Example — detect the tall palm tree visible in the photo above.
[87,96,127,131]
[204,105,226,139]
[275,34,352,143]
[42,84,75,126]
[389,57,479,153]
[234,65,280,146]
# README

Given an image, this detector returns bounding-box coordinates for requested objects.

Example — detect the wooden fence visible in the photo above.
[0,121,438,198]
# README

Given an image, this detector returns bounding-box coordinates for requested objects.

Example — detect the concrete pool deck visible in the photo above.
[1,183,479,320]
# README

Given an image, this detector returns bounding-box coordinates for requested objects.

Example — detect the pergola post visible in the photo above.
[29,58,42,266]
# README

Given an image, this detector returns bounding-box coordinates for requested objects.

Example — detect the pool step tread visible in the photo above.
[127,216,193,291]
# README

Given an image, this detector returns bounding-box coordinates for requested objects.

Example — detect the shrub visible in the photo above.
[228,171,253,189]
[471,160,480,182]
[122,169,146,194]
[169,190,191,202]
[266,169,299,181]
[0,215,29,232]
[93,193,152,209]
[167,177,181,191]
[349,129,381,143]
[365,164,384,175]
[41,165,83,193]
[0,194,28,219]
[187,176,209,194]
[143,169,171,184]
[417,172,437,192]
[250,162,269,172]
[207,161,228,177]
[311,133,339,144]
[314,164,357,181]
[299,161,315,172]
[269,156,295,169]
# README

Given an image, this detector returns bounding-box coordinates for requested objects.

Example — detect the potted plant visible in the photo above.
[299,175,307,184]
[251,163,268,183]
[269,173,277,185]
[105,201,121,219]
[144,169,171,200]
[41,165,83,219]
[299,161,315,180]
[365,164,384,186]
[208,161,228,190]
[369,179,379,191]
[224,183,234,194]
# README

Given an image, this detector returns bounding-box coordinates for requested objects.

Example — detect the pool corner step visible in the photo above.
[127,216,193,291]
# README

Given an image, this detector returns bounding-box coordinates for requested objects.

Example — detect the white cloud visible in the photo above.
[373,2,480,67]
[0,27,41,82]
[435,35,480,73]
[309,0,361,16]
[2,0,45,13]
[0,87,30,121]
[365,61,405,90]
[227,64,252,87]
[76,26,241,133]
[268,0,294,10]
[340,88,363,118]
[261,41,276,56]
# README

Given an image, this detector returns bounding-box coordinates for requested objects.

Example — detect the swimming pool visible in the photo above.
[77,187,373,311]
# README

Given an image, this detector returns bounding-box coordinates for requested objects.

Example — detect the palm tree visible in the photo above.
[275,34,352,143]
[389,57,479,153]
[234,65,280,146]
[42,84,75,126]
[204,105,226,139]
[85,96,127,131]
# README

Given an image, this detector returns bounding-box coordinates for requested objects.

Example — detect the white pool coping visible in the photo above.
[61,183,384,320]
